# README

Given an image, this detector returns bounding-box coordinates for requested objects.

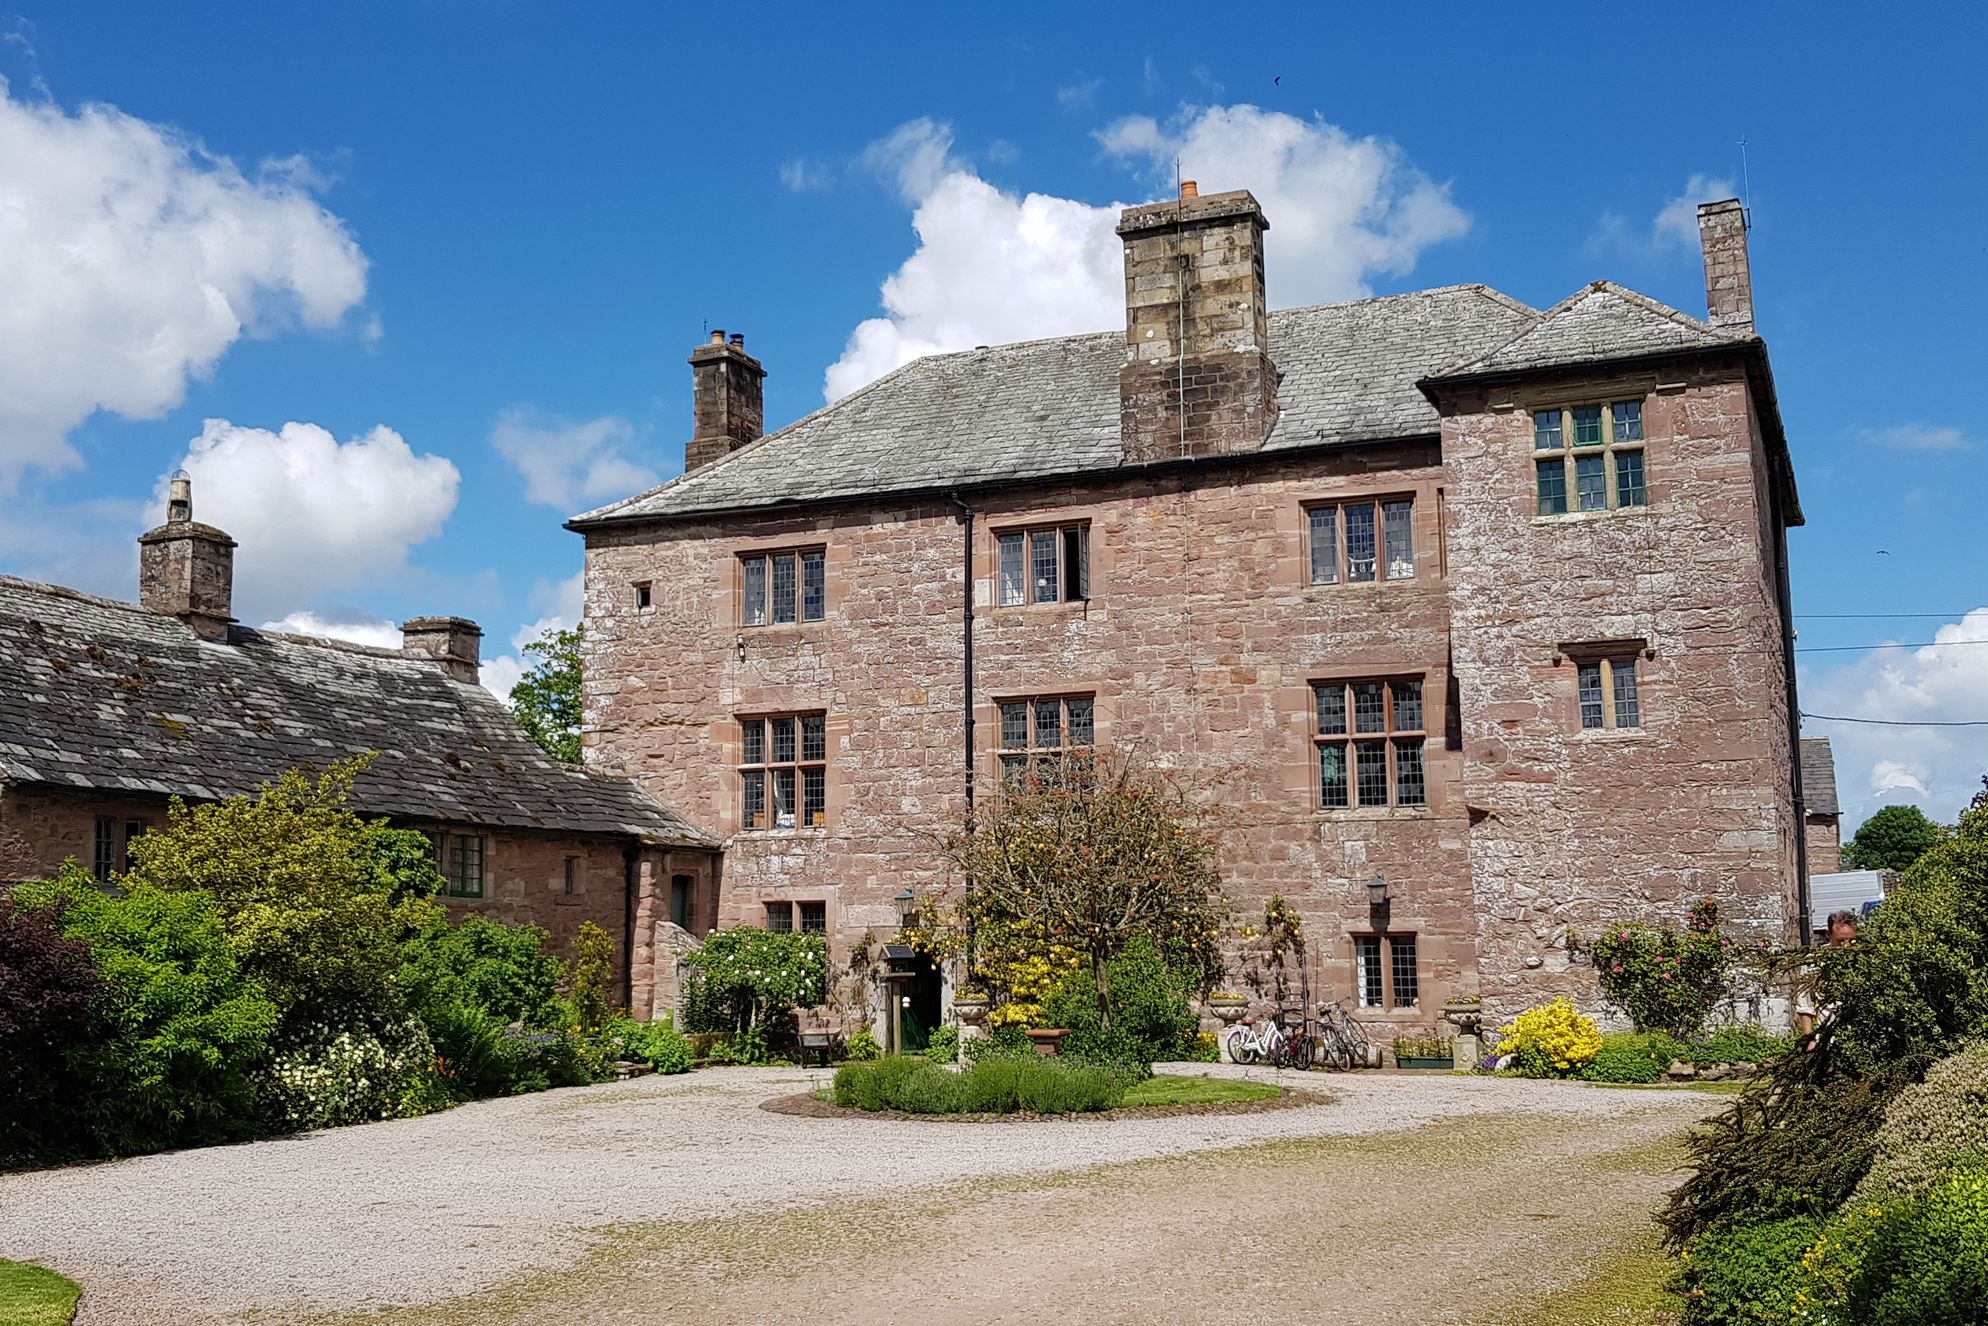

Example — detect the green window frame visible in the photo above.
[438,833,485,899]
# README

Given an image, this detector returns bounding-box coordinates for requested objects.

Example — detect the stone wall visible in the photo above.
[1805,814,1842,877]
[1437,356,1799,1018]
[584,441,1483,1031]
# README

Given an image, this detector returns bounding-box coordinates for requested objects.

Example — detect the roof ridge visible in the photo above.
[0,573,151,619]
[1585,279,1753,342]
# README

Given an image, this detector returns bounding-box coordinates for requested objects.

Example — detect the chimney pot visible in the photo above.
[401,616,482,685]
[137,474,236,641]
[710,329,726,345]
[1179,179,1198,199]
[1697,198,1755,332]
[729,332,745,349]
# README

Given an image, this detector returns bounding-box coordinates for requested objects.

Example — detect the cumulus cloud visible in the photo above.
[1802,608,1988,832]
[480,570,584,703]
[170,418,459,622]
[489,409,659,510]
[259,611,402,650]
[823,106,1468,402]
[1858,423,1971,453]
[0,79,369,490]
[1593,173,1738,256]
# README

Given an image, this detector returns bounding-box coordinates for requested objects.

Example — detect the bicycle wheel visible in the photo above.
[1225,1028,1255,1065]
[1289,1032,1314,1071]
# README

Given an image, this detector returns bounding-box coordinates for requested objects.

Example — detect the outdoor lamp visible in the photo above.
[894,889,916,903]
[1368,873,1389,907]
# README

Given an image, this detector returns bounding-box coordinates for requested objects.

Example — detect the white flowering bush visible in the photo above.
[261,1017,436,1131]
[679,928,828,1041]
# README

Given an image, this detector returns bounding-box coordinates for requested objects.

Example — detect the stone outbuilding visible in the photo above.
[1800,736,1842,876]
[0,477,717,1016]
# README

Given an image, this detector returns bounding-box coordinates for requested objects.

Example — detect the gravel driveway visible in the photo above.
[0,1065,1717,1325]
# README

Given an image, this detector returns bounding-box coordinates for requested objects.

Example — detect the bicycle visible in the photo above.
[1315,1001,1371,1071]
[1224,1016,1283,1066]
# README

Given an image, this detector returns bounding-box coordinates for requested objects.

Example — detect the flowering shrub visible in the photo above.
[1582,1031,1686,1084]
[1496,999,1603,1078]
[984,941,1083,1028]
[1590,897,1737,1038]
[679,927,827,1036]
[1853,1038,1988,1201]
[261,1017,436,1130]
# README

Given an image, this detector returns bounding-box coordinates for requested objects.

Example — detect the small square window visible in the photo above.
[1612,400,1644,443]
[1572,405,1604,447]
[765,902,794,933]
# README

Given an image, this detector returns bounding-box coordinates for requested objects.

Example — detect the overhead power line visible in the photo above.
[1803,711,1988,728]
[1794,639,1988,654]
[1796,612,1984,620]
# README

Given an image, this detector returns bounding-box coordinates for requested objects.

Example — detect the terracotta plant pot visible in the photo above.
[1025,1028,1069,1057]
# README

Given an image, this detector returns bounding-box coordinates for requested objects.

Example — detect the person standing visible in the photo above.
[1795,910,1862,1039]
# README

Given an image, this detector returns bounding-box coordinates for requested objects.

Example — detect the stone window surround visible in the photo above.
[738,545,829,629]
[711,707,851,838]
[1553,638,1655,737]
[1306,670,1436,816]
[737,711,830,832]
[977,690,1109,788]
[1292,480,1443,588]
[992,520,1092,608]
[978,498,1109,616]
[1523,383,1655,518]
[1333,924,1446,1018]
[1303,493,1419,586]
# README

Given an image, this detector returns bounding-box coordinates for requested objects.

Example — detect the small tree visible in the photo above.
[941,754,1228,1029]
[1842,804,1949,873]
[510,624,584,764]
[566,921,616,1032]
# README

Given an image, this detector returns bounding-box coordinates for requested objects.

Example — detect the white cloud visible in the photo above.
[169,418,459,622]
[824,106,1468,402]
[489,408,659,510]
[1654,174,1739,249]
[0,78,369,490]
[260,611,401,650]
[1803,608,1988,833]
[778,157,832,192]
[1056,78,1102,109]
[1594,173,1739,257]
[480,571,584,703]
[1858,423,1971,453]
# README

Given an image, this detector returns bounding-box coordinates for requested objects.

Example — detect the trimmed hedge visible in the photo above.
[832,1051,1133,1114]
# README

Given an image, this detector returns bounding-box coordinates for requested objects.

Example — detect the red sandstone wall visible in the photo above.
[1437,360,1798,1018]
[1805,816,1842,877]
[584,444,1479,1027]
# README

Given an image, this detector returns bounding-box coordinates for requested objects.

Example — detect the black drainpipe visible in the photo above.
[1774,512,1812,945]
[949,492,977,974]
[622,842,639,1011]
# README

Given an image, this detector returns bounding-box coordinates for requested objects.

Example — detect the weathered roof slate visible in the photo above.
[570,285,1543,525]
[1427,281,1755,380]
[0,576,713,845]
[1801,737,1840,817]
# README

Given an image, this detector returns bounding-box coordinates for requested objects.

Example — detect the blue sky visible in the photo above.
[1,4,1984,831]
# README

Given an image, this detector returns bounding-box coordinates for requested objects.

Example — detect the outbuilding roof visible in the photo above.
[0,576,713,845]
[1801,737,1841,817]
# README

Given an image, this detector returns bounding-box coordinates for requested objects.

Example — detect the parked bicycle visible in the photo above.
[1314,1001,1371,1071]
[1225,1014,1313,1070]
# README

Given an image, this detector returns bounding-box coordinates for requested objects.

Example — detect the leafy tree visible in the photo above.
[125,757,445,1023]
[940,753,1228,1029]
[397,914,565,1028]
[510,624,584,764]
[566,920,616,1032]
[1842,804,1949,873]
[0,897,105,1158]
[12,868,279,1156]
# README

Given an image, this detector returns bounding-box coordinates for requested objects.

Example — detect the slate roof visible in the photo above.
[0,576,713,845]
[572,277,1772,528]
[1801,737,1841,818]
[571,285,1542,525]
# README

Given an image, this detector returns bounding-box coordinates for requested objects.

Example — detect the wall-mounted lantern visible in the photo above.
[1367,873,1389,908]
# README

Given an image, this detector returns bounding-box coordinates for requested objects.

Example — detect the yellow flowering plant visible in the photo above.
[1496,998,1603,1078]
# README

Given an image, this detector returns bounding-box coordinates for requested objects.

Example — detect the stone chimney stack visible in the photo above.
[1117,183,1277,464]
[685,329,767,471]
[137,472,237,641]
[1697,198,1754,332]
[401,617,482,684]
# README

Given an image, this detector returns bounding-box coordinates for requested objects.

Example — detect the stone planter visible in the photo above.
[952,998,991,1027]
[1207,998,1249,1025]
[1394,1055,1451,1070]
[1026,1028,1069,1057]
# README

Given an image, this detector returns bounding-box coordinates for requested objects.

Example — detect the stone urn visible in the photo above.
[1026,1028,1069,1057]
[1440,998,1486,1035]
[952,993,991,1027]
[1206,995,1249,1025]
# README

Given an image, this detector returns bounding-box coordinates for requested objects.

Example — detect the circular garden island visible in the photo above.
[768,1051,1328,1121]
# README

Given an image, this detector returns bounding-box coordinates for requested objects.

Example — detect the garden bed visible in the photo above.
[764,1073,1328,1122]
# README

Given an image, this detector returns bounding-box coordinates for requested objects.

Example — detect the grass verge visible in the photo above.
[1117,1074,1281,1107]
[0,1259,82,1326]
[1501,1229,1679,1326]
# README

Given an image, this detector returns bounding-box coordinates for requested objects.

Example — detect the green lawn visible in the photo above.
[0,1260,82,1326]
[1117,1074,1281,1107]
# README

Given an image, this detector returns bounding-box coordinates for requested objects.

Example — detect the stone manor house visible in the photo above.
[570,184,1815,1028]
